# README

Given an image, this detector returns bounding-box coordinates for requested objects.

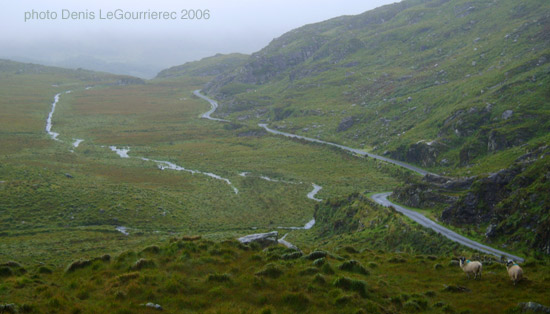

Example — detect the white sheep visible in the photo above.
[506,260,523,286]
[459,257,482,280]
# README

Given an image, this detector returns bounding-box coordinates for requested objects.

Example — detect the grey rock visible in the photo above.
[0,304,17,313]
[65,173,73,178]
[337,116,355,132]
[515,301,550,313]
[144,303,163,311]
[238,231,278,247]
[485,224,498,238]
[502,110,513,120]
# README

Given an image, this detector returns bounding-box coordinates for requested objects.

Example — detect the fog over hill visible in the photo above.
[0,0,398,78]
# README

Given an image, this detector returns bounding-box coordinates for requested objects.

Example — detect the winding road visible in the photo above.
[372,192,524,262]
[258,123,435,176]
[195,90,525,262]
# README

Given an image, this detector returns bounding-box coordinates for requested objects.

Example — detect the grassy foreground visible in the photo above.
[1,236,549,313]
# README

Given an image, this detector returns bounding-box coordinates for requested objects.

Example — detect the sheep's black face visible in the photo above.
[506,260,514,267]
[459,257,465,263]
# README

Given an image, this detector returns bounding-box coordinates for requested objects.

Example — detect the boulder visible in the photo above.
[502,110,513,120]
[238,231,278,247]
[514,302,550,313]
[337,116,355,132]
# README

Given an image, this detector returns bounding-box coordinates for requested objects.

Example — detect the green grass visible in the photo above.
[0,63,404,264]
[1,237,549,313]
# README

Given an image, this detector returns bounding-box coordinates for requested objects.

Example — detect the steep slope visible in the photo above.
[202,0,549,175]
[190,0,550,255]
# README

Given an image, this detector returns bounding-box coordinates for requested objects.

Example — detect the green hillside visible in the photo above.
[2,0,550,311]
[197,0,550,255]
[203,0,549,173]
[156,53,248,79]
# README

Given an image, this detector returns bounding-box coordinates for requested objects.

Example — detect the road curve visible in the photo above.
[258,123,435,177]
[371,192,524,262]
[193,90,524,262]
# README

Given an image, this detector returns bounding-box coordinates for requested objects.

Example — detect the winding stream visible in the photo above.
[45,92,63,141]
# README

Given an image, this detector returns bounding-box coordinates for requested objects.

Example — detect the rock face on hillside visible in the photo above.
[441,146,550,254]
[337,116,355,132]
[441,167,521,225]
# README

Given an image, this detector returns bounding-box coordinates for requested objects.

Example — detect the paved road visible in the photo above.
[194,90,525,262]
[371,192,524,262]
[258,123,435,176]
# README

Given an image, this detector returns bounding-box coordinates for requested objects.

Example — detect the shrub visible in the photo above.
[404,300,421,312]
[312,274,326,284]
[282,293,310,312]
[207,273,232,282]
[343,246,359,254]
[305,251,328,260]
[66,260,92,273]
[131,258,155,270]
[333,277,367,298]
[313,257,326,267]
[0,267,14,277]
[281,251,302,260]
[76,290,89,300]
[339,260,369,275]
[182,235,201,241]
[321,263,335,275]
[38,266,53,274]
[141,245,160,254]
[299,267,319,276]
[255,264,283,278]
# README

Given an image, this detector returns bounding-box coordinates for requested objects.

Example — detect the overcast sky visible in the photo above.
[1,0,400,77]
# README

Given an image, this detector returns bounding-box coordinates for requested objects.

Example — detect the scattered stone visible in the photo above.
[65,173,73,179]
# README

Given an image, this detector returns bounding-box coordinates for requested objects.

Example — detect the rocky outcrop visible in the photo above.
[442,145,550,254]
[441,167,521,225]
[405,142,440,167]
[337,116,355,132]
[394,174,472,210]
[394,183,458,209]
